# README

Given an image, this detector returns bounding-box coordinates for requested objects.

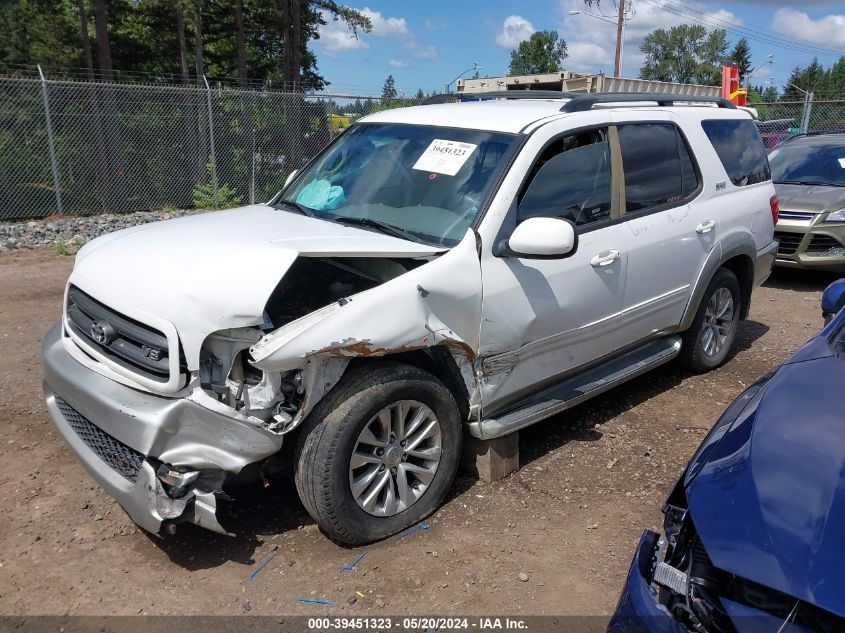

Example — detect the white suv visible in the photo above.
[42,92,778,544]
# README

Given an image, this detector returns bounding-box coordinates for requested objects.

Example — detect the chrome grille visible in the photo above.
[777,210,815,222]
[65,286,179,384]
[56,397,144,481]
[774,231,803,256]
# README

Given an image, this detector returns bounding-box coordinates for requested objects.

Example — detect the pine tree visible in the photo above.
[381,74,397,104]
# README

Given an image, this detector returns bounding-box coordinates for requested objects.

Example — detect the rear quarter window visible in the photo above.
[701,119,771,187]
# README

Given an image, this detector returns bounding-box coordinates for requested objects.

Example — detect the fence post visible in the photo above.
[802,92,815,133]
[248,91,256,204]
[801,92,813,134]
[203,74,219,209]
[38,65,63,215]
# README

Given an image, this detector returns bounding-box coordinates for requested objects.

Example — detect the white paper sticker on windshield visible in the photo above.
[413,139,478,176]
[838,157,845,169]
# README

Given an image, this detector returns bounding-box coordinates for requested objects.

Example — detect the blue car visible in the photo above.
[610,278,845,633]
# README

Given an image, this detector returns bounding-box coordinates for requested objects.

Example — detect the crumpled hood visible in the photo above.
[774,183,845,214]
[69,204,443,369]
[686,348,845,617]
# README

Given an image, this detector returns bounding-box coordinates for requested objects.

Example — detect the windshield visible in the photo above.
[277,123,517,246]
[769,140,845,186]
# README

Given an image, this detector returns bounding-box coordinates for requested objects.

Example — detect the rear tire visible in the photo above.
[679,268,741,372]
[294,362,462,545]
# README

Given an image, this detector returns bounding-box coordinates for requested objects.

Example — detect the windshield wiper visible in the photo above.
[274,199,315,217]
[335,217,417,241]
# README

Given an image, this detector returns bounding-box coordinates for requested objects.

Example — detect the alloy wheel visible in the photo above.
[349,400,442,517]
[700,287,735,357]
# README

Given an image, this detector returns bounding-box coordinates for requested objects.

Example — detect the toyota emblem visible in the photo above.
[90,320,115,345]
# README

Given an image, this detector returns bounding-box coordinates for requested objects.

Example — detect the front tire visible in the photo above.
[294,362,462,545]
[679,268,741,372]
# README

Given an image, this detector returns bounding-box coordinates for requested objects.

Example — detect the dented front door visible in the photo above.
[477,223,631,414]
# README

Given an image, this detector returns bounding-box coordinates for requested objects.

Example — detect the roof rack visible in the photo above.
[422,90,581,105]
[560,93,736,113]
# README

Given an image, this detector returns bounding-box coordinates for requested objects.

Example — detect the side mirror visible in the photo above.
[284,169,298,189]
[822,278,845,324]
[498,217,577,259]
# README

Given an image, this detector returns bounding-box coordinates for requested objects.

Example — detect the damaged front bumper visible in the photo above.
[42,323,284,536]
[608,530,684,633]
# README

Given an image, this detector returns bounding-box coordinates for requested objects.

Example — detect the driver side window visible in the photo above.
[517,128,612,227]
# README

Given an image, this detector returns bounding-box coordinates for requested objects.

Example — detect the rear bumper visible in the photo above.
[773,224,845,273]
[754,240,778,287]
[42,323,284,535]
[608,530,684,633]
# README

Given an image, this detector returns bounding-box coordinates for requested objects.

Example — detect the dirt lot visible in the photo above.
[0,247,837,617]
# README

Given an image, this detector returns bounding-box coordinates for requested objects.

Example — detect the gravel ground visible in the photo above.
[0,209,203,252]
[0,246,837,618]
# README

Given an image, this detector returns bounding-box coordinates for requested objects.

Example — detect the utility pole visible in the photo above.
[614,0,625,78]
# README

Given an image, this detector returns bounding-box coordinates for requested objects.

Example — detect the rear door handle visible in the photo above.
[590,249,620,267]
[696,219,716,234]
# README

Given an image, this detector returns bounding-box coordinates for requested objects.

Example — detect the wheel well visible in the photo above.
[346,348,471,421]
[720,255,754,320]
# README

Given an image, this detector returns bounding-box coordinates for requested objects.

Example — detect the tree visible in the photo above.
[381,74,397,103]
[0,0,82,70]
[752,85,779,102]
[76,0,96,81]
[233,0,247,87]
[639,24,728,85]
[729,37,751,84]
[0,0,372,90]
[174,3,190,84]
[508,30,567,75]
[92,0,114,80]
[783,58,825,100]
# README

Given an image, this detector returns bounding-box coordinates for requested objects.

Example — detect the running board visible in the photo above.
[468,336,682,440]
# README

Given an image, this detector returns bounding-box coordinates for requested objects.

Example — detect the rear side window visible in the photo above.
[617,123,699,213]
[701,119,771,186]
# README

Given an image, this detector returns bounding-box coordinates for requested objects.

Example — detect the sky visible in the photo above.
[311,0,845,96]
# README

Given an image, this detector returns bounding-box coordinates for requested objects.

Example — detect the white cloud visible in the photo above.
[771,9,845,50]
[317,12,370,54]
[496,15,535,49]
[389,59,410,68]
[316,7,438,64]
[414,45,438,59]
[559,0,742,77]
[360,7,410,38]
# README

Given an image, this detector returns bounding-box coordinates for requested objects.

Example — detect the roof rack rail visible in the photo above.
[560,92,736,113]
[422,90,581,105]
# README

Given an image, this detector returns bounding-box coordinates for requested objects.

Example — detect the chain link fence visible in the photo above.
[754,98,845,149]
[0,70,418,220]
[3,72,844,221]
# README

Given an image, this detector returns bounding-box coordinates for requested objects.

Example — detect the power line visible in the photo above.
[638,0,845,58]
[668,0,845,56]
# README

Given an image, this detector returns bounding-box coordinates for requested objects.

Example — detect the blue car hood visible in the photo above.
[686,344,845,618]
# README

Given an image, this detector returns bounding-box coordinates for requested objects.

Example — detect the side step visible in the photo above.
[469,336,682,440]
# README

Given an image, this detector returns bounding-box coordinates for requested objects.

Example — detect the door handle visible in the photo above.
[696,219,716,234]
[590,249,620,267]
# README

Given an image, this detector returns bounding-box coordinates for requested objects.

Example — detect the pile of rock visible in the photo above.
[0,209,205,252]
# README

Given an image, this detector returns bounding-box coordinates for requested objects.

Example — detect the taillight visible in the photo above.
[770,195,779,226]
